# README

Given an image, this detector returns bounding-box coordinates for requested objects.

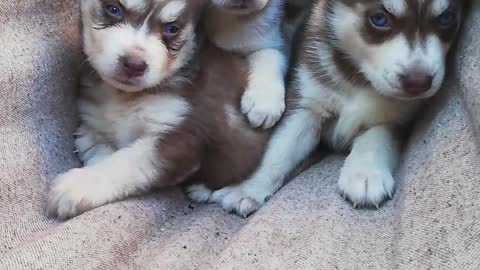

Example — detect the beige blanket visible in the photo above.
[1,1,479,269]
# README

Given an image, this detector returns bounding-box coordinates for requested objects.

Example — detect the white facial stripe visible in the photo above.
[119,0,146,12]
[431,0,450,16]
[382,0,407,17]
[158,0,186,22]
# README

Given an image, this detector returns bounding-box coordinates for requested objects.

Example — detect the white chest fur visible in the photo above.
[296,65,419,149]
[78,83,190,148]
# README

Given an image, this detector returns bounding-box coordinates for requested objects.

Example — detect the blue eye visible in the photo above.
[438,11,455,27]
[370,13,389,28]
[105,4,122,18]
[164,24,180,36]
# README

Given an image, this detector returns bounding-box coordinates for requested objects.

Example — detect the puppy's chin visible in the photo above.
[102,76,148,93]
[380,91,436,101]
[372,86,439,101]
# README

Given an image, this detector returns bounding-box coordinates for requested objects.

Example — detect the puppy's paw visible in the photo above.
[74,126,114,166]
[47,168,110,220]
[241,80,285,129]
[209,185,269,218]
[185,184,212,203]
[338,164,394,209]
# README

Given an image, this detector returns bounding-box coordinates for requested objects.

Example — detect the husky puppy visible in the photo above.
[47,0,271,220]
[207,0,468,216]
[205,0,289,129]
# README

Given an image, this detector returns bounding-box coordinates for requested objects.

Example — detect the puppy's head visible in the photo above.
[210,0,270,15]
[323,0,468,99]
[81,0,203,92]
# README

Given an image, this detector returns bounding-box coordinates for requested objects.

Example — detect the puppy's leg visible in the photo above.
[74,124,115,166]
[47,134,201,220]
[210,109,321,217]
[241,48,287,129]
[338,126,399,208]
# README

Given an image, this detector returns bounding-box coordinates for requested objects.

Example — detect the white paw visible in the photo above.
[74,126,114,166]
[47,168,110,220]
[209,185,270,218]
[241,80,285,129]
[337,164,394,209]
[185,184,212,203]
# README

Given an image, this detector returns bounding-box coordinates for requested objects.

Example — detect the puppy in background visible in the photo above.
[209,0,468,217]
[47,0,272,220]
[205,0,288,129]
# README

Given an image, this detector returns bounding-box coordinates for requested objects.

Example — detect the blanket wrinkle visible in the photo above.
[0,1,479,269]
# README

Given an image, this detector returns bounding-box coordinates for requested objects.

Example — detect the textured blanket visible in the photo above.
[1,1,479,269]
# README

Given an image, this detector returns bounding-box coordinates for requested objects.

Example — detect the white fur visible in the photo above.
[186,184,212,203]
[383,0,407,16]
[337,126,398,208]
[49,137,161,219]
[241,49,286,128]
[49,82,191,219]
[78,82,190,151]
[206,1,287,128]
[431,0,450,16]
[120,0,146,12]
[158,1,186,22]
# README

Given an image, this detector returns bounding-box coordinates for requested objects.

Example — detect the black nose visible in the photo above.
[399,69,433,96]
[120,56,147,78]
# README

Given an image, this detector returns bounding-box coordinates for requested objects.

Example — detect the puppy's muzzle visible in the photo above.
[398,67,433,96]
[119,55,148,78]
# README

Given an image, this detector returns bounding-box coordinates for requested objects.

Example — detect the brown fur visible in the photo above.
[155,42,270,190]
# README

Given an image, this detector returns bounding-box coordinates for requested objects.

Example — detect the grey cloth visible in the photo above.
[1,1,479,269]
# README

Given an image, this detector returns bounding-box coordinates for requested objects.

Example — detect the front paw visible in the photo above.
[47,168,108,220]
[185,184,212,203]
[209,185,270,218]
[337,164,394,209]
[74,126,114,166]
[241,81,285,129]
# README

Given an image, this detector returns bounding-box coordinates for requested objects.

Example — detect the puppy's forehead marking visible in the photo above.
[430,0,450,16]
[120,0,147,12]
[382,0,407,16]
[158,0,186,22]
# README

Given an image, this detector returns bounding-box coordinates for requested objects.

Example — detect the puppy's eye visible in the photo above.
[369,12,390,29]
[105,4,122,18]
[163,23,180,36]
[438,11,456,27]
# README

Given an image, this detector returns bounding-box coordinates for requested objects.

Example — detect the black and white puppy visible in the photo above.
[207,0,468,216]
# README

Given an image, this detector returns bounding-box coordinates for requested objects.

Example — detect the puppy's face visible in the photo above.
[210,0,270,15]
[327,0,467,99]
[81,0,202,92]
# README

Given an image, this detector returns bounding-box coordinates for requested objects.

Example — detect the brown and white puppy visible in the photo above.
[46,0,271,220]
[205,0,288,129]
[207,0,468,216]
